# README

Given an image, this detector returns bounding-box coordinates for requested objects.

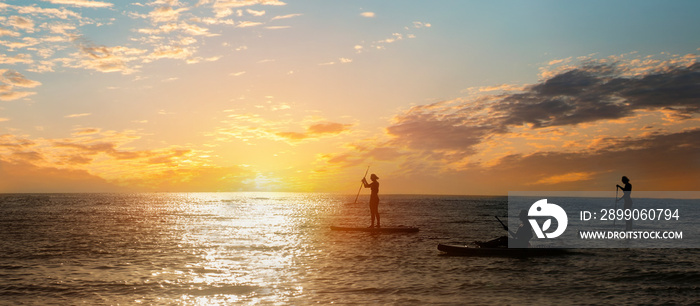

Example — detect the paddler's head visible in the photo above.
[518,209,528,221]
[370,174,379,181]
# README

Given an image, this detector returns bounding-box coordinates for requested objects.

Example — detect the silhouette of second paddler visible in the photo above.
[616,176,633,231]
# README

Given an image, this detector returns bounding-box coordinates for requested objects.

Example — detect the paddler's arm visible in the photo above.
[507,227,518,239]
[496,216,518,238]
[361,177,370,188]
[510,226,525,240]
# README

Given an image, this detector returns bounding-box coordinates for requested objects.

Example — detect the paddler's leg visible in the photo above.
[370,200,380,228]
[375,204,380,228]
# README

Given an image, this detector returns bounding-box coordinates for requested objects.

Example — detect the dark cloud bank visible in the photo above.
[389,62,699,151]
[499,62,699,128]
[379,61,700,191]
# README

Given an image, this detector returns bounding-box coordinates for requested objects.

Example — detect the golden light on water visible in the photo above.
[151,193,325,304]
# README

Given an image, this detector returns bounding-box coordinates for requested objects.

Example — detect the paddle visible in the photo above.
[495,216,517,238]
[613,187,619,226]
[353,166,370,204]
[495,216,508,231]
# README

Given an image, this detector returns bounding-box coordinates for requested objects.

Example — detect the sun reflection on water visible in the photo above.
[157,192,332,304]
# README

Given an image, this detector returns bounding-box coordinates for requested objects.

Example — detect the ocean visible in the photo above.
[1,193,698,305]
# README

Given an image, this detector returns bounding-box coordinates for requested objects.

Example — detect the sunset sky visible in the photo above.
[1,0,698,194]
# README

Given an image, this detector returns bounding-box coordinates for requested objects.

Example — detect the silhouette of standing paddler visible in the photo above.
[362,174,380,228]
[616,176,633,231]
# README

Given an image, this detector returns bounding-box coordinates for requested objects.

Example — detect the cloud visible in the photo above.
[8,16,35,32]
[498,62,700,128]
[333,128,699,194]
[307,122,351,134]
[275,122,352,141]
[352,20,430,54]
[40,0,113,8]
[0,37,42,50]
[46,23,77,35]
[270,13,301,21]
[386,99,500,153]
[146,45,196,62]
[377,33,403,44]
[58,143,123,162]
[64,113,91,118]
[360,12,375,18]
[319,57,353,66]
[236,21,263,28]
[73,128,100,135]
[275,131,307,140]
[70,39,147,74]
[412,21,431,28]
[319,52,700,193]
[149,6,189,23]
[1,128,222,182]
[212,0,286,8]
[384,55,700,162]
[484,128,700,191]
[137,22,217,37]
[246,8,265,16]
[0,90,36,101]
[0,0,291,82]
[265,25,290,30]
[0,159,124,193]
[0,69,40,101]
[0,28,21,37]
[212,0,285,18]
[13,4,82,19]
[0,0,294,83]
[211,112,352,146]
[276,122,352,142]
[531,171,598,185]
[1,69,41,88]
[180,22,219,37]
[472,84,525,93]
[0,130,255,192]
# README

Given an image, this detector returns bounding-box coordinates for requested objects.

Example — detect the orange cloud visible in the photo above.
[0,126,264,192]
[0,160,124,193]
[315,53,700,194]
[307,122,351,134]
[532,171,598,185]
[276,122,352,141]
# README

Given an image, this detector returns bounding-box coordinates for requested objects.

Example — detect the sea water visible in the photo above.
[0,193,698,305]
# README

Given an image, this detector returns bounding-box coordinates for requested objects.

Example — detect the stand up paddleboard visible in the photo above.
[437,243,569,257]
[330,226,419,233]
